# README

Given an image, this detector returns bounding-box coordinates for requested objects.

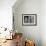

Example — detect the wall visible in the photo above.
[0,0,16,30]
[13,0,41,46]
[41,0,46,46]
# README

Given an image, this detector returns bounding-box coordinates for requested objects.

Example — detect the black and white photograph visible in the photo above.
[22,14,37,26]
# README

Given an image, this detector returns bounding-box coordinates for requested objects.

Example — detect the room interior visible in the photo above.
[0,0,46,46]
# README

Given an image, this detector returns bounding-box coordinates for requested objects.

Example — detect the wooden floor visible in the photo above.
[0,33,23,46]
[0,39,16,46]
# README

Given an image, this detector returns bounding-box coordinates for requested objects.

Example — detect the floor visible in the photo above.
[0,33,23,46]
[0,39,16,46]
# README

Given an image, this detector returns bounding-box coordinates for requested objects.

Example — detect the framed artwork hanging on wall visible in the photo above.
[22,14,37,26]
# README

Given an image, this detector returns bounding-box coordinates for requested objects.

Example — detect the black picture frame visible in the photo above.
[22,14,37,26]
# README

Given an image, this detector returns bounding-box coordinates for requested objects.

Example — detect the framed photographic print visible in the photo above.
[22,14,37,26]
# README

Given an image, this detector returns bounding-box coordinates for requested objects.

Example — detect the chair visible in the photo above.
[14,33,23,46]
[25,40,35,46]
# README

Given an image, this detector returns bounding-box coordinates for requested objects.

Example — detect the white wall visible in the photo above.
[0,0,16,30]
[41,0,46,46]
[13,0,41,46]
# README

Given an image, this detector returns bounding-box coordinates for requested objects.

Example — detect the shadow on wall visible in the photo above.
[12,0,24,10]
